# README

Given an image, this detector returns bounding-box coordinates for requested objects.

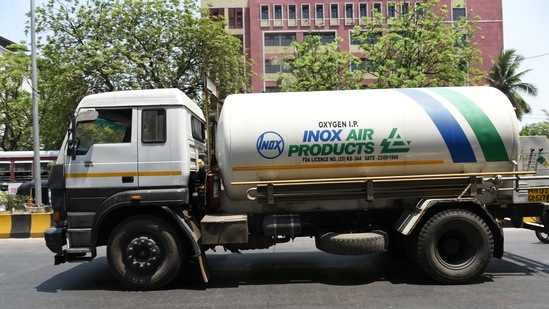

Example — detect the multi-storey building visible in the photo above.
[0,36,16,57]
[201,0,503,93]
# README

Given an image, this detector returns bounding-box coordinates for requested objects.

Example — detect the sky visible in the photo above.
[0,0,548,126]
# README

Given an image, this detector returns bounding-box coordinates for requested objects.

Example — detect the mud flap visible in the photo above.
[198,254,211,283]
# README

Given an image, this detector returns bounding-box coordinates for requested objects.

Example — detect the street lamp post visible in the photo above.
[31,0,42,205]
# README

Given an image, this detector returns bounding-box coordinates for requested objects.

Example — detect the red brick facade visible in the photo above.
[202,0,503,93]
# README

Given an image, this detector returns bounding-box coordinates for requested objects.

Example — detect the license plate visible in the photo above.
[528,188,549,202]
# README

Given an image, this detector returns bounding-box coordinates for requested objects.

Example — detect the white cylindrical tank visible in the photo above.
[216,87,519,201]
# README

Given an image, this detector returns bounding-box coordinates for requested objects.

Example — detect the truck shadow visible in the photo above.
[188,251,431,289]
[485,249,549,279]
[36,248,547,292]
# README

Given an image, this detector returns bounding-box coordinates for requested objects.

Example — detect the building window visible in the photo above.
[261,5,269,19]
[316,4,324,19]
[351,59,374,72]
[373,3,382,14]
[345,3,354,25]
[330,3,339,25]
[350,32,360,45]
[274,4,282,26]
[265,33,296,46]
[209,8,223,18]
[228,8,243,29]
[304,32,336,44]
[346,3,353,19]
[359,3,367,24]
[265,59,291,74]
[353,30,382,45]
[453,7,466,20]
[302,4,310,19]
[401,2,409,15]
[261,5,269,27]
[316,4,324,26]
[274,5,282,19]
[387,3,396,18]
[288,4,297,26]
[289,5,296,19]
[265,87,281,93]
[302,4,310,25]
[351,31,381,45]
[331,4,338,19]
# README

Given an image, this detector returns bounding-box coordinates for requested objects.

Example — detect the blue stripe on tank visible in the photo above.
[396,88,477,163]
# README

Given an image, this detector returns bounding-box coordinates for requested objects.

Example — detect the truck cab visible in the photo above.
[45,89,208,289]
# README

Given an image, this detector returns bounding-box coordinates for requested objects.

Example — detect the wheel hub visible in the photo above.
[126,236,161,272]
[437,230,476,269]
[443,238,461,254]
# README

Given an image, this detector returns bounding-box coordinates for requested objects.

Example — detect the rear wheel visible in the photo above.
[107,216,182,290]
[415,209,493,284]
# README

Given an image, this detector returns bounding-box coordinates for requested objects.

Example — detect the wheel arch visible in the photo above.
[91,203,201,261]
[396,199,503,259]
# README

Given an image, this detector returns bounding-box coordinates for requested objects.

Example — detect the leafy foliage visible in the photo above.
[0,44,36,151]
[520,122,549,137]
[352,0,484,88]
[0,191,29,213]
[520,110,549,136]
[277,36,365,91]
[487,49,538,120]
[35,0,252,149]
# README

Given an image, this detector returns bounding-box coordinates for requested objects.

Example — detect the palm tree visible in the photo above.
[487,49,538,120]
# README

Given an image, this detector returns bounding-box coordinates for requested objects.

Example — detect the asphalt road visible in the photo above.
[1,228,548,309]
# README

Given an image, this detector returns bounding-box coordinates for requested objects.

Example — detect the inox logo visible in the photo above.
[256,131,284,159]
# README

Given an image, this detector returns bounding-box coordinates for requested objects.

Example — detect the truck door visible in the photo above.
[137,107,183,188]
[65,107,138,209]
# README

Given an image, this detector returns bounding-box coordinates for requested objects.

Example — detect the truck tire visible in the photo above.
[415,209,493,284]
[535,230,549,244]
[315,231,387,255]
[107,216,182,290]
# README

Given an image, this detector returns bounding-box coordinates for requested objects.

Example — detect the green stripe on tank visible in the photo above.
[429,88,509,162]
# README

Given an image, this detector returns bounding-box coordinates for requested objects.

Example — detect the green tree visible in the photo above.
[36,0,252,149]
[487,49,538,120]
[520,110,549,136]
[520,122,549,137]
[277,35,365,91]
[0,44,37,151]
[352,0,483,89]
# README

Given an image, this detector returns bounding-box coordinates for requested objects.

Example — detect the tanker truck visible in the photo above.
[45,86,549,290]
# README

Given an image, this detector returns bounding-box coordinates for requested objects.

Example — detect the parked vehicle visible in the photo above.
[0,150,58,194]
[45,87,549,290]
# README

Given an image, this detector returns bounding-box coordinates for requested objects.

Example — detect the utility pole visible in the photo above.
[31,0,42,205]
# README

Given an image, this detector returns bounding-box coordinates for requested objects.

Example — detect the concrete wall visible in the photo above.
[0,213,53,238]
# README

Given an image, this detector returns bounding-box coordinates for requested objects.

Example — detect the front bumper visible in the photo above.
[44,226,66,255]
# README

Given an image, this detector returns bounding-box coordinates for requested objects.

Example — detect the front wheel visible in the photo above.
[415,209,494,284]
[107,216,183,290]
[535,230,549,244]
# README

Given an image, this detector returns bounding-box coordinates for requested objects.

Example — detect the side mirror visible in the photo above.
[76,109,99,123]
[67,109,98,160]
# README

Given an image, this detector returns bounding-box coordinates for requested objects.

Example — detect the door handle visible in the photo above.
[122,176,134,183]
